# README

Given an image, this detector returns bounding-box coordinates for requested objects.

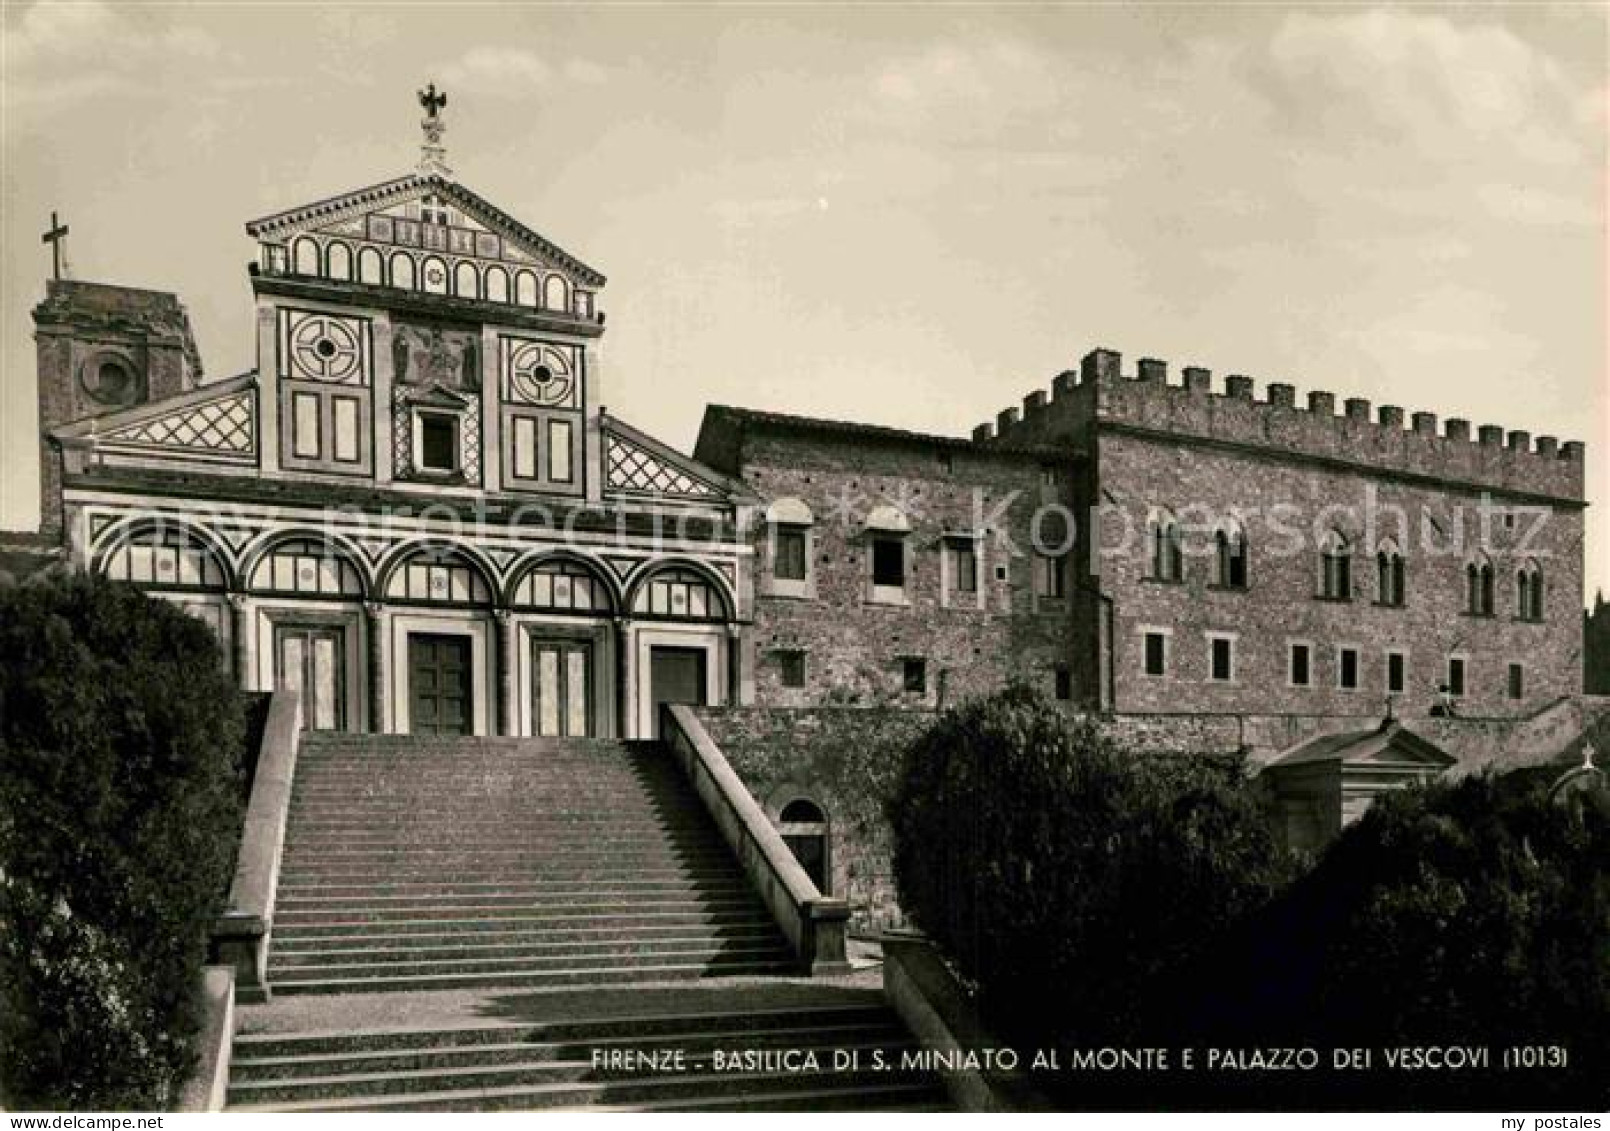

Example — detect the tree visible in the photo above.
[0,576,244,1109]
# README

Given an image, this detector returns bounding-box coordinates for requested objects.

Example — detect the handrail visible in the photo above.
[661,704,849,974]
[211,689,301,1003]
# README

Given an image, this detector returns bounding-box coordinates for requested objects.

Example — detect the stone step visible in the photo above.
[228,1038,913,1105]
[234,1003,900,1057]
[276,891,755,913]
[274,895,767,926]
[270,928,787,964]
[274,866,745,886]
[275,878,753,899]
[231,1021,905,1082]
[272,908,779,939]
[269,940,795,980]
[268,956,800,995]
[278,851,739,870]
[271,916,782,947]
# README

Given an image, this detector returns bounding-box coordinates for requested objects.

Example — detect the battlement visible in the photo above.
[979,348,1584,502]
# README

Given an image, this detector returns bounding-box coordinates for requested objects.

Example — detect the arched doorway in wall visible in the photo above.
[778,797,830,894]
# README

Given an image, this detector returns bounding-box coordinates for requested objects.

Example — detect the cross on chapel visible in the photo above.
[42,212,70,280]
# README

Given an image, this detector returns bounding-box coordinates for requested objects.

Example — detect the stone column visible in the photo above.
[496,608,518,736]
[725,623,744,707]
[364,600,388,734]
[227,592,252,688]
[613,616,632,739]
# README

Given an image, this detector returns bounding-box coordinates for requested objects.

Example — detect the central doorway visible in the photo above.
[648,646,707,737]
[408,633,473,736]
[274,624,347,732]
[531,638,594,737]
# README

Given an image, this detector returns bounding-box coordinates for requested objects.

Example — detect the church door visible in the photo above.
[275,625,346,732]
[531,638,594,737]
[408,634,473,736]
[648,646,707,738]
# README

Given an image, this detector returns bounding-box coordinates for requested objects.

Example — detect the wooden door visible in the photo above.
[275,625,346,731]
[408,633,473,736]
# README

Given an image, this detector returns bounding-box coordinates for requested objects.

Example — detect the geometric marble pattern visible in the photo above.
[606,433,716,498]
[106,393,255,453]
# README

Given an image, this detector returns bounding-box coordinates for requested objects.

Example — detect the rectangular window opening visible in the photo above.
[1143,632,1167,677]
[1210,637,1234,682]
[902,658,927,694]
[1388,652,1406,694]
[419,412,459,472]
[775,527,808,582]
[1290,644,1311,687]
[777,650,806,689]
[1339,648,1359,690]
[872,537,905,588]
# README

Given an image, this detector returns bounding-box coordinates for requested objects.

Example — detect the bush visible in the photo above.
[888,686,1293,1053]
[1186,772,1609,1107]
[0,576,244,1110]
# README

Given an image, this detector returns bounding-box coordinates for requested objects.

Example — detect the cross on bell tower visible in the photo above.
[41,212,70,280]
[417,82,451,178]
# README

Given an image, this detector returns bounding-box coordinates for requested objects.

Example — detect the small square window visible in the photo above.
[1054,666,1073,701]
[872,537,905,587]
[1210,637,1234,682]
[1508,663,1524,699]
[1143,632,1167,677]
[419,412,459,472]
[1290,644,1311,687]
[776,650,806,689]
[1387,652,1406,694]
[1338,648,1359,690]
[902,658,927,694]
[775,527,808,582]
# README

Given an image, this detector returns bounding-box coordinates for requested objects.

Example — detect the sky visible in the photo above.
[2,1,1606,602]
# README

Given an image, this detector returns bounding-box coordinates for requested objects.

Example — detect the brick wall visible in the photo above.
[1096,429,1584,718]
[694,705,935,933]
[725,427,1089,709]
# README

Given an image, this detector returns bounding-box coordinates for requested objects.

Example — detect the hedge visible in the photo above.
[0,576,244,1109]
[888,685,1293,1053]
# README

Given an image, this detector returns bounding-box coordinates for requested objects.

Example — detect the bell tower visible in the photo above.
[32,278,203,538]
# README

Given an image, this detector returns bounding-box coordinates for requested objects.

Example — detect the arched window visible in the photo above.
[485,266,510,304]
[293,237,320,277]
[454,260,480,299]
[778,798,829,893]
[325,242,352,281]
[1516,560,1544,621]
[516,270,538,307]
[98,524,228,591]
[1214,522,1247,589]
[384,546,493,606]
[249,538,365,598]
[543,273,569,312]
[1319,529,1352,600]
[508,557,614,613]
[358,246,385,285]
[1466,554,1495,615]
[1376,539,1406,607]
[390,252,416,291]
[1149,509,1183,582]
[631,566,728,621]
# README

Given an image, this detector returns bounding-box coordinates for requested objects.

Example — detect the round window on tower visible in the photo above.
[80,353,139,407]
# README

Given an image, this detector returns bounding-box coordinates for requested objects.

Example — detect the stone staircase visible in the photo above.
[228,733,948,1111]
[227,997,945,1112]
[268,734,797,993]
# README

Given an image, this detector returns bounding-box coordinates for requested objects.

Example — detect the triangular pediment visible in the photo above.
[603,415,754,503]
[54,373,258,463]
[1269,722,1455,772]
[400,382,475,410]
[245,174,605,286]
